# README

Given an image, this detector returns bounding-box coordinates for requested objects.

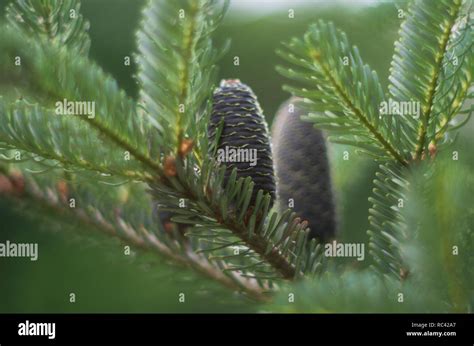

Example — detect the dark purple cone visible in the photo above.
[208,79,276,207]
[272,97,337,241]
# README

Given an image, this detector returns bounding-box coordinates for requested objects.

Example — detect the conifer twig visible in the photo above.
[412,2,463,161]
[0,165,269,302]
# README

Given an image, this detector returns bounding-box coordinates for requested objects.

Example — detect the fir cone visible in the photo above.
[272,97,336,241]
[208,79,276,207]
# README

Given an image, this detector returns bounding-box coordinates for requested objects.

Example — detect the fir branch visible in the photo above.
[399,158,473,311]
[388,0,467,160]
[0,163,268,302]
[0,2,312,283]
[3,0,159,175]
[6,0,91,55]
[277,21,408,166]
[314,58,406,166]
[430,10,473,149]
[174,0,198,150]
[0,26,161,178]
[365,0,472,282]
[0,99,149,181]
[270,271,445,312]
[136,0,228,154]
[150,156,324,282]
[367,161,410,279]
[135,0,317,282]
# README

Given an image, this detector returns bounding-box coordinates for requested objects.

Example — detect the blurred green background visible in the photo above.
[0,0,471,312]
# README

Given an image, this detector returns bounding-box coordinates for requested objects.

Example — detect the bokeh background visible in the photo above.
[0,0,472,312]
